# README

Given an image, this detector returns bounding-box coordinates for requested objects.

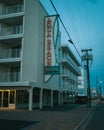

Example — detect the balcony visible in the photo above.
[1,4,24,15]
[61,56,81,76]
[0,48,21,64]
[62,73,77,82]
[0,71,20,82]
[0,25,23,41]
[0,25,23,36]
[0,48,21,59]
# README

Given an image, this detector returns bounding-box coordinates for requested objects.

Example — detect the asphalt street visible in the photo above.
[0,119,38,130]
[0,103,89,130]
[85,101,104,130]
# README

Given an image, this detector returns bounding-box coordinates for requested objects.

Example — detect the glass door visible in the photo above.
[0,90,16,108]
[3,91,9,107]
[0,91,2,107]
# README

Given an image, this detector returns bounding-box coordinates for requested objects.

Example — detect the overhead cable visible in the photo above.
[50,0,81,59]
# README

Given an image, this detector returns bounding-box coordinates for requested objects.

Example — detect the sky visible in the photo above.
[40,0,104,87]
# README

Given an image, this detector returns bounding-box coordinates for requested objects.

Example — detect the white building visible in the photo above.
[78,68,87,96]
[61,44,81,103]
[0,0,81,110]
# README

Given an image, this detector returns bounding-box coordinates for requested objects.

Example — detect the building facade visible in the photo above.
[0,0,81,110]
[61,44,81,103]
[78,68,87,96]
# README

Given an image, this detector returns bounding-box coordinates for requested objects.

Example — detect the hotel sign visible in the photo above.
[44,66,60,75]
[44,15,60,81]
[45,16,55,66]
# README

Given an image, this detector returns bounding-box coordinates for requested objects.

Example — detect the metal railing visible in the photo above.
[2,4,24,15]
[61,55,81,74]
[0,49,21,59]
[0,72,20,82]
[0,25,23,36]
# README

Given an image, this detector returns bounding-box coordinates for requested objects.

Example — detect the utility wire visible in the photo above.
[50,0,81,59]
[65,0,83,51]
[50,0,71,39]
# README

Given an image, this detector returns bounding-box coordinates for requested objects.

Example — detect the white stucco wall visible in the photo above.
[22,0,46,84]
[20,0,61,90]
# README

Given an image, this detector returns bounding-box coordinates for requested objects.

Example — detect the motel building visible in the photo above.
[0,0,81,111]
[61,44,81,103]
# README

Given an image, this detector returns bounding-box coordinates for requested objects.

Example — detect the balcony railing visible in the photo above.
[0,49,21,59]
[0,72,20,82]
[61,56,81,75]
[0,25,23,36]
[62,73,77,81]
[2,4,24,15]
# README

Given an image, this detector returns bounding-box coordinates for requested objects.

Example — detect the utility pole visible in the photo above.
[81,49,93,107]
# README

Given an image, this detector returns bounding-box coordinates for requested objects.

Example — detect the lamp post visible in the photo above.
[81,49,93,107]
[99,80,103,99]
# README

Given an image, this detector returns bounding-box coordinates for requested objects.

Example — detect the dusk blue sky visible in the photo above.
[40,0,104,87]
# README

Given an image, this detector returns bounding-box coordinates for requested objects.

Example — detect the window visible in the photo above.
[78,80,82,85]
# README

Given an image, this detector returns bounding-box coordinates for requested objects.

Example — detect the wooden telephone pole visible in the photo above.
[81,49,93,107]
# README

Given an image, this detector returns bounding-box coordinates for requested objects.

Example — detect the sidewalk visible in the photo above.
[0,101,97,130]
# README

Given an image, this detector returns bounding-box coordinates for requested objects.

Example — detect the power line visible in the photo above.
[65,0,83,51]
[50,0,81,59]
[50,0,71,39]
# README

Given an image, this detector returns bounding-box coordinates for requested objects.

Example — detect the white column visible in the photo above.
[61,92,63,105]
[39,88,43,109]
[28,88,33,111]
[51,90,53,107]
[58,91,60,106]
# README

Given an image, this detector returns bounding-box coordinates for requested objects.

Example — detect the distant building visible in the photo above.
[91,87,97,97]
[0,0,81,110]
[78,68,87,96]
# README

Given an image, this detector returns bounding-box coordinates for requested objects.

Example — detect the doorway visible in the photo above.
[0,91,9,107]
[0,90,16,108]
[3,91,9,107]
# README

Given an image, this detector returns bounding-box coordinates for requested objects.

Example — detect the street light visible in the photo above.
[99,80,103,99]
[68,40,81,59]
